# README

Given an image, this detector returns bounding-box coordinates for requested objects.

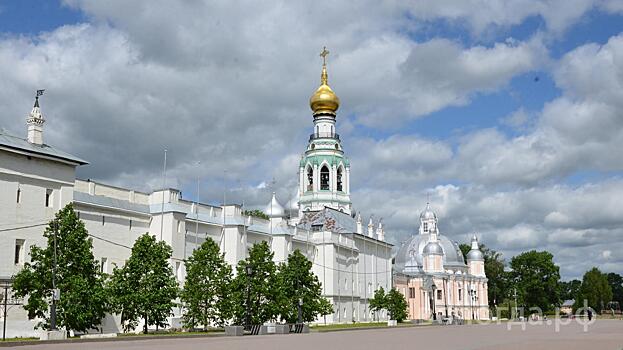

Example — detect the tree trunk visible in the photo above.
[144,314,148,334]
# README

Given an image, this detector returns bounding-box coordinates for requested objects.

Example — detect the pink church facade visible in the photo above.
[393,204,489,321]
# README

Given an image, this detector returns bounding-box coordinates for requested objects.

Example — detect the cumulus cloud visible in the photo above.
[403,0,620,37]
[351,34,623,278]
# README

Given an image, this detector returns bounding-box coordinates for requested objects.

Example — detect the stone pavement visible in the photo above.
[9,320,623,350]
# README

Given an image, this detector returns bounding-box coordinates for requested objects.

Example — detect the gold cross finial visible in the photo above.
[320,46,329,66]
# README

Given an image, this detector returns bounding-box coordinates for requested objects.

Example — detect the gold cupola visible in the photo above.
[310,47,340,116]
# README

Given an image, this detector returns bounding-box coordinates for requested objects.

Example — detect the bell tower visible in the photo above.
[298,47,352,216]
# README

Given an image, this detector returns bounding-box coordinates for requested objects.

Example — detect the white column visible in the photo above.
[346,167,350,194]
[332,164,337,193]
[299,166,305,193]
[313,164,319,192]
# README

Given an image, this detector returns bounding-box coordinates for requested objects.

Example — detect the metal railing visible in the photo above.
[309,132,340,141]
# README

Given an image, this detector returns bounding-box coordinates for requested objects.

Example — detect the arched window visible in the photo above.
[320,165,330,190]
[337,167,343,192]
[306,166,313,191]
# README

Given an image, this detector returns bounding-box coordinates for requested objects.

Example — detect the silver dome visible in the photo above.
[264,192,285,218]
[466,249,484,261]
[423,241,443,255]
[394,233,466,275]
[420,203,437,220]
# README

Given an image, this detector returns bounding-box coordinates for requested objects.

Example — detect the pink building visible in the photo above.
[393,203,489,321]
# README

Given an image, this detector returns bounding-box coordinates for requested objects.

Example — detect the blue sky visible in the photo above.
[1,0,623,279]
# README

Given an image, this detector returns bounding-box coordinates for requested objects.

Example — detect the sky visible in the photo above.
[1,0,622,280]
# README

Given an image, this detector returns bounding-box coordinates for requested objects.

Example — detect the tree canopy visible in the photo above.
[230,241,279,324]
[368,287,408,322]
[606,272,623,309]
[575,267,612,313]
[243,210,269,220]
[509,250,561,311]
[275,249,332,323]
[560,279,581,301]
[460,242,509,307]
[108,233,179,333]
[13,204,108,332]
[181,237,233,329]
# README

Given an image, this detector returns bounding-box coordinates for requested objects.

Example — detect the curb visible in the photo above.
[312,323,430,333]
[0,332,226,348]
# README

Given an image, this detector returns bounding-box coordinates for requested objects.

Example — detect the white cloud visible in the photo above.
[402,0,618,37]
[0,1,621,279]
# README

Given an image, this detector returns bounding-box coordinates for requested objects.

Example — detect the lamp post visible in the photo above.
[513,288,518,320]
[298,297,303,324]
[469,289,475,321]
[50,222,59,330]
[443,277,449,318]
[431,282,437,321]
[245,265,253,330]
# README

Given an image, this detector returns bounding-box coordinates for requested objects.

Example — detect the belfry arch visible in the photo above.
[320,165,330,190]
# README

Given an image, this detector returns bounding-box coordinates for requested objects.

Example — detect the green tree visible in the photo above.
[369,287,386,320]
[575,267,612,313]
[231,241,279,324]
[560,279,582,301]
[275,250,332,323]
[385,288,408,322]
[181,238,233,329]
[509,250,561,311]
[460,242,509,307]
[606,273,623,309]
[108,233,179,333]
[13,204,108,333]
[243,210,269,220]
[368,287,408,322]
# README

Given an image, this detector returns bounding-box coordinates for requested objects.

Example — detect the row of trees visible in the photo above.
[13,205,331,334]
[459,242,622,314]
[562,268,619,313]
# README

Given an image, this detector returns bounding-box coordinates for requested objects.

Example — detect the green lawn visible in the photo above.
[0,337,39,342]
[311,321,423,331]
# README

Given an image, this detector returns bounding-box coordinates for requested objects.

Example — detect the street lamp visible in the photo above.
[443,278,449,318]
[431,282,437,321]
[50,222,59,331]
[298,297,303,324]
[468,289,475,321]
[245,265,253,330]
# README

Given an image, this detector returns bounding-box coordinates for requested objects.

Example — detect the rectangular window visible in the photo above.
[459,289,462,301]
[409,287,416,299]
[423,222,428,232]
[45,189,53,207]
[100,257,108,273]
[16,187,21,203]
[175,261,182,280]
[14,239,25,264]
[437,289,442,300]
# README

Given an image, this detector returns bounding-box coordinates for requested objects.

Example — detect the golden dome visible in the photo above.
[310,58,340,115]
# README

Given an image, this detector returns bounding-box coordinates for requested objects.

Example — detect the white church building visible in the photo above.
[0,54,392,337]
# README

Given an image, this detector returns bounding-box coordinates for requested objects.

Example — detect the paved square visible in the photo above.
[11,320,623,350]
